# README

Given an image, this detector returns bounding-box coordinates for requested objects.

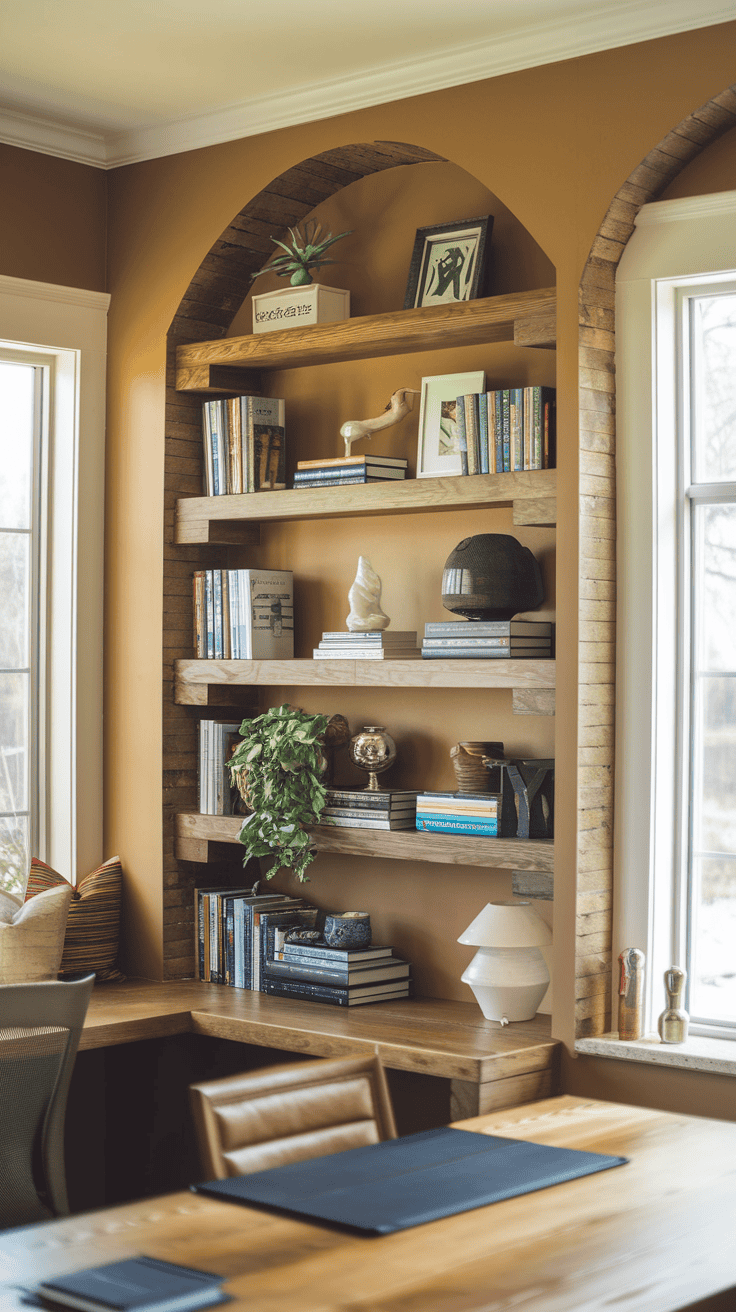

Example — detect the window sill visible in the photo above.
[575,1032,736,1076]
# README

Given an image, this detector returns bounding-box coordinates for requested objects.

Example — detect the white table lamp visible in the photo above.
[458,901,552,1024]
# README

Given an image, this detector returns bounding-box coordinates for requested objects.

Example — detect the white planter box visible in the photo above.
[252,284,350,334]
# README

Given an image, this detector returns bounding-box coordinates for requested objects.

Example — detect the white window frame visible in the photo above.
[612,191,736,1051]
[0,276,109,885]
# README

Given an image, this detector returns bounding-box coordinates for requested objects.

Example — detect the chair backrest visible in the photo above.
[189,1054,398,1179]
[0,973,95,1227]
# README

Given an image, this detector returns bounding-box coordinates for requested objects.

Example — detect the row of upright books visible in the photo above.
[322,788,418,830]
[293,453,408,489]
[455,386,555,474]
[202,395,286,495]
[415,792,499,836]
[198,720,241,815]
[421,620,554,660]
[196,886,411,1005]
[193,568,294,659]
[313,630,420,660]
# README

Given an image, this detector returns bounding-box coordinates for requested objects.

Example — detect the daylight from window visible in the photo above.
[0,361,36,895]
[688,293,736,1025]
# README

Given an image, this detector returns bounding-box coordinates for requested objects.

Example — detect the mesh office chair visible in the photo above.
[0,974,95,1228]
[190,1054,397,1180]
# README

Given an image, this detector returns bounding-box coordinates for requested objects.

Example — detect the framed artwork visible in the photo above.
[416,370,485,479]
[403,215,493,310]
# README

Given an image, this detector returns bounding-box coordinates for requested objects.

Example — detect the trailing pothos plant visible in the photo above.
[227,705,332,883]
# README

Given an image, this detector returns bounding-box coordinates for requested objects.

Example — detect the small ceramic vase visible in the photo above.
[323,913,371,948]
[450,742,504,794]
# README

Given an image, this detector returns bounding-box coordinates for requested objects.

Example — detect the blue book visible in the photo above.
[477,392,489,474]
[416,815,498,834]
[501,390,511,472]
[36,1255,228,1312]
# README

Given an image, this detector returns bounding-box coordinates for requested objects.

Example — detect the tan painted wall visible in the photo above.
[0,144,106,289]
[100,23,736,1102]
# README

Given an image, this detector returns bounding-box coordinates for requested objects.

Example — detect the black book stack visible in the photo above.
[421,620,554,659]
[321,787,418,829]
[264,939,412,1007]
[293,454,408,489]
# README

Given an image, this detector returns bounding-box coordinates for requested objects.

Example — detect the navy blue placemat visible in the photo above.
[192,1126,626,1235]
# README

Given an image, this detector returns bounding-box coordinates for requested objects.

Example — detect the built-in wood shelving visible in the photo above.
[175,469,556,544]
[174,656,555,708]
[175,287,556,393]
[174,811,554,872]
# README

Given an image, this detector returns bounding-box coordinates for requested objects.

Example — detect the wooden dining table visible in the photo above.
[1,1095,735,1312]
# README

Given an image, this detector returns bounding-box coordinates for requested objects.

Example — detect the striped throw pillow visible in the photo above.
[25,856,126,983]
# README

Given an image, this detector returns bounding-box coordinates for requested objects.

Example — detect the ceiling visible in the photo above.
[0,0,733,168]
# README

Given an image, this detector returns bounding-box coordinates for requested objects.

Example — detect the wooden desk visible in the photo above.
[79,980,560,1117]
[2,1096,735,1312]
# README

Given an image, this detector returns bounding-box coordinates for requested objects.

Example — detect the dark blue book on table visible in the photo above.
[192,1125,626,1235]
[35,1255,230,1312]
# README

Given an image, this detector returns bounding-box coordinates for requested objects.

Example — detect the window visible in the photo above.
[0,276,109,889]
[0,359,45,893]
[613,192,736,1046]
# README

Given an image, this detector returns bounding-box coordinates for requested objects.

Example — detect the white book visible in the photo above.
[237,569,294,659]
[314,648,420,660]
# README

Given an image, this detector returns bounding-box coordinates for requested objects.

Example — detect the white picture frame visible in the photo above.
[416,370,486,478]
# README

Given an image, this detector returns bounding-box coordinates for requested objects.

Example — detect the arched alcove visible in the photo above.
[575,86,736,1039]
[160,139,556,980]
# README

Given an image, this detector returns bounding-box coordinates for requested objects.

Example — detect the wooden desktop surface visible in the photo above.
[78,980,560,1114]
[1,1096,734,1312]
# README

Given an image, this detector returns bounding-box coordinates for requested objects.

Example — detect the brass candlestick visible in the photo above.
[658,966,689,1044]
[618,947,645,1040]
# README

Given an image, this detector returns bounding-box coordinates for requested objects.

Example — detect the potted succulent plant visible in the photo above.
[250,220,353,334]
[227,704,332,882]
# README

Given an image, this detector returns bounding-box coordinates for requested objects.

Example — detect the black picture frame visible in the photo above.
[403,215,493,310]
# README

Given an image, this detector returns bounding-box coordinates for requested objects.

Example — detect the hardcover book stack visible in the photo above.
[313,630,420,660]
[265,939,412,1007]
[196,886,318,989]
[194,568,294,659]
[421,620,554,659]
[322,787,418,830]
[416,792,499,836]
[455,386,556,474]
[202,395,286,494]
[198,720,242,815]
[293,454,408,489]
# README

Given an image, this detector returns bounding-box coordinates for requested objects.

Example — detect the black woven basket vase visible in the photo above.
[441,534,544,620]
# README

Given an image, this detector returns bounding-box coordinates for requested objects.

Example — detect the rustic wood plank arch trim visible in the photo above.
[576,87,736,1038]
[161,141,445,977]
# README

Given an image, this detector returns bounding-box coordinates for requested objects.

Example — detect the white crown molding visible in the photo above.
[635,190,736,225]
[0,106,107,168]
[1,0,735,168]
[0,274,110,311]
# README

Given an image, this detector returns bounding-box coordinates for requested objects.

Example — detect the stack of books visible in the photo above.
[322,788,418,829]
[265,940,412,1007]
[293,454,408,489]
[416,792,499,836]
[194,568,294,660]
[421,620,554,659]
[198,720,241,815]
[454,386,556,474]
[313,630,420,660]
[196,886,318,989]
[202,394,286,494]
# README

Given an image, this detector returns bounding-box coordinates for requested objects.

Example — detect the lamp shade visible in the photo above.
[457,901,552,949]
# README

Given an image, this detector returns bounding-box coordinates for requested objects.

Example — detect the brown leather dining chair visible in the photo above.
[189,1053,397,1179]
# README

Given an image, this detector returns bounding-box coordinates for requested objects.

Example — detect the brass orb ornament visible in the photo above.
[349,725,397,792]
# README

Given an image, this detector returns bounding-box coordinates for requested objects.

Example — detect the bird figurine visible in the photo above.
[340,387,419,458]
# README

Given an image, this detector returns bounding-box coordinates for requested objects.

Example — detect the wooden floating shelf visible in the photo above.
[174,657,556,705]
[175,811,554,873]
[175,287,556,391]
[175,470,557,543]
